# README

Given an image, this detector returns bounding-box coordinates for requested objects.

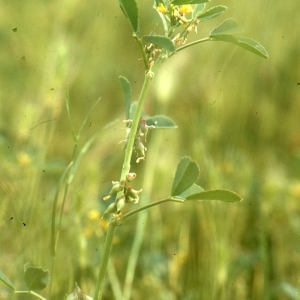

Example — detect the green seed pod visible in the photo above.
[110,180,126,194]
[103,203,117,216]
[135,138,146,158]
[126,186,142,203]
[116,196,126,212]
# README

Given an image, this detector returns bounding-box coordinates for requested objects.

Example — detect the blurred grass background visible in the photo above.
[1,0,300,299]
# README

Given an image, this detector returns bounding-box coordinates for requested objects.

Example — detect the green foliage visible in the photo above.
[118,0,139,34]
[211,34,269,58]
[186,189,242,202]
[24,263,49,291]
[0,269,15,290]
[145,115,177,128]
[171,157,200,196]
[197,5,227,21]
[0,0,278,299]
[142,35,175,52]
[210,19,269,58]
[172,0,209,4]
[210,18,244,35]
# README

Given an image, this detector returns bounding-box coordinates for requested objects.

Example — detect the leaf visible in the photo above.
[171,157,200,196]
[24,263,49,291]
[119,76,132,120]
[198,5,227,22]
[210,18,243,35]
[129,101,139,119]
[142,35,175,53]
[118,0,139,34]
[192,4,206,18]
[172,0,209,4]
[175,183,204,200]
[0,269,15,290]
[145,115,177,128]
[211,34,269,58]
[186,189,242,202]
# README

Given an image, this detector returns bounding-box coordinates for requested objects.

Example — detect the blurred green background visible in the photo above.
[1,0,300,299]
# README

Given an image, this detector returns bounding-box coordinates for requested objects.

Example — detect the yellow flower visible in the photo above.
[157,3,169,14]
[87,209,100,220]
[179,5,193,14]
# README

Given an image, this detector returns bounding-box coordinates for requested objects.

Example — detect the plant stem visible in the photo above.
[119,71,154,182]
[134,35,150,71]
[93,218,118,300]
[174,37,211,54]
[122,197,184,221]
[15,291,47,300]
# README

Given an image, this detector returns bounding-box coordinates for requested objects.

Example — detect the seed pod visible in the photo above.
[102,202,117,217]
[110,180,125,194]
[135,138,146,158]
[140,118,149,142]
[116,196,126,212]
[125,186,142,203]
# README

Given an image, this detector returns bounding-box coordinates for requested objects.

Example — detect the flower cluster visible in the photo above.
[102,172,142,218]
[156,3,198,45]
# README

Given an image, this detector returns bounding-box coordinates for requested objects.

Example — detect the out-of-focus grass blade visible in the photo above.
[0,269,15,290]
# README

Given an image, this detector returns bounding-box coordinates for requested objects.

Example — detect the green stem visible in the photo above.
[93,219,118,300]
[174,37,211,54]
[122,197,184,221]
[134,35,150,71]
[119,71,154,182]
[15,291,47,300]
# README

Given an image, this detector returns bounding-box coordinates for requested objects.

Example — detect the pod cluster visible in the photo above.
[102,173,142,218]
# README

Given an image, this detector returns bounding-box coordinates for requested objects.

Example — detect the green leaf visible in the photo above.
[210,18,243,35]
[192,4,206,18]
[198,5,227,22]
[129,101,138,119]
[119,76,132,120]
[175,183,204,200]
[211,34,269,58]
[186,189,242,202]
[118,0,139,34]
[171,157,200,196]
[172,0,209,4]
[142,35,175,52]
[0,269,15,290]
[145,115,177,128]
[24,263,49,291]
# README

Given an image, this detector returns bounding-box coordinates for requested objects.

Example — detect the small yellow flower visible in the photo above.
[17,152,31,166]
[88,209,100,220]
[179,5,193,14]
[157,3,168,14]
